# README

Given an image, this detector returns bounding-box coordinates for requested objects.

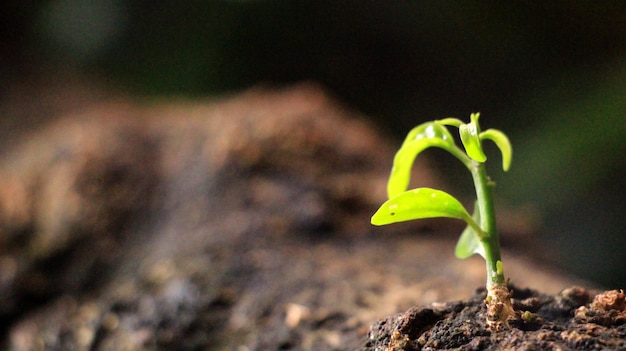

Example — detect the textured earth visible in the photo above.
[0,83,597,350]
[363,286,626,350]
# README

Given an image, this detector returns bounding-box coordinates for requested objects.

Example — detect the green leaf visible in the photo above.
[388,138,454,198]
[480,129,512,171]
[371,188,472,225]
[435,117,464,128]
[401,122,456,147]
[459,113,487,163]
[455,204,486,259]
[388,123,456,198]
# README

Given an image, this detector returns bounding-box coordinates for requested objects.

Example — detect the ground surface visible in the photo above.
[363,286,626,350]
[0,83,597,350]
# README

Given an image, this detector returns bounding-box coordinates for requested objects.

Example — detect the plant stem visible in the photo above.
[449,135,514,327]
[469,160,514,327]
[469,161,505,286]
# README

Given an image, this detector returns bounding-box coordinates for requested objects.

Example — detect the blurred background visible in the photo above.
[2,1,625,287]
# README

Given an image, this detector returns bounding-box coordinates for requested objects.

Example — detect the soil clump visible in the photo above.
[362,286,626,351]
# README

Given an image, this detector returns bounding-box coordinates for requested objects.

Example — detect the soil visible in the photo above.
[362,286,626,351]
[0,80,620,350]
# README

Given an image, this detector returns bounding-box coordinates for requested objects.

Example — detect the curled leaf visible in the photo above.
[388,139,451,198]
[372,187,472,226]
[436,117,464,128]
[459,113,487,162]
[401,122,455,147]
[387,123,456,198]
[480,129,512,171]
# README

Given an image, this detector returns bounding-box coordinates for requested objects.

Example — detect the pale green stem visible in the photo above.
[469,160,506,288]
[448,145,506,287]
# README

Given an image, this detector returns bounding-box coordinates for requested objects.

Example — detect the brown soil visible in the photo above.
[362,286,626,351]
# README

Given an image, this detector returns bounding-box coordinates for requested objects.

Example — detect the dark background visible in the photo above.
[3,1,625,287]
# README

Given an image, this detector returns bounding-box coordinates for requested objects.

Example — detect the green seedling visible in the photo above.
[371,113,515,328]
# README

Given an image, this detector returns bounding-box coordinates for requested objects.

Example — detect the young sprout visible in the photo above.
[371,113,515,328]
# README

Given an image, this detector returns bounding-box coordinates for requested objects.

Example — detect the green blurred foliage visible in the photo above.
[4,1,626,287]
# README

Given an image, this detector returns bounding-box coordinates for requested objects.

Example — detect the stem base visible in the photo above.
[486,283,515,330]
